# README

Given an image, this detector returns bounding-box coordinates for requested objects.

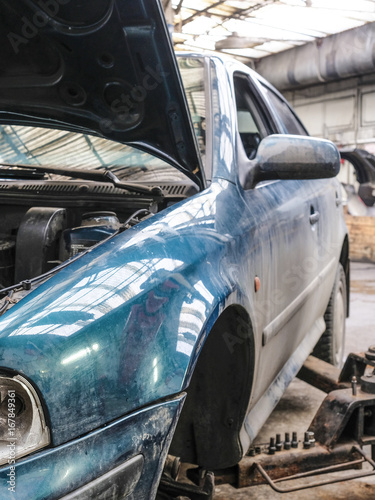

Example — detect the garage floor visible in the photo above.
[214,262,375,499]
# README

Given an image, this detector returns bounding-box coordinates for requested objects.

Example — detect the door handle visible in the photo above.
[309,211,320,225]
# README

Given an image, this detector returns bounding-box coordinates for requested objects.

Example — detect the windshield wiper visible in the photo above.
[0,163,163,198]
[0,167,45,180]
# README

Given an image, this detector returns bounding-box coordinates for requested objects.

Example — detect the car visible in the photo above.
[0,0,348,498]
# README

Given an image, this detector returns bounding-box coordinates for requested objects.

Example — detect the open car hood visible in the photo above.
[0,0,204,188]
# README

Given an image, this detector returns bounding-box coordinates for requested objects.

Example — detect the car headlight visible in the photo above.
[0,374,50,466]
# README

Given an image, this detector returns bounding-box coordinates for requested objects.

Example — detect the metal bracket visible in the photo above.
[157,459,215,500]
[254,446,375,493]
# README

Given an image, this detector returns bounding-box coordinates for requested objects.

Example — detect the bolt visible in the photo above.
[169,110,178,121]
[226,418,234,428]
[249,448,256,457]
[309,431,315,447]
[291,432,298,448]
[176,141,185,152]
[352,376,358,396]
[276,433,282,451]
[269,437,276,455]
[303,432,311,449]
[22,280,32,290]
[284,432,291,450]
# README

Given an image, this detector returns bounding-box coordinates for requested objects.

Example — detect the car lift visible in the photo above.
[157,347,375,499]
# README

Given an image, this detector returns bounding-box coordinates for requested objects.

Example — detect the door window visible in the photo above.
[260,84,307,135]
[234,74,268,160]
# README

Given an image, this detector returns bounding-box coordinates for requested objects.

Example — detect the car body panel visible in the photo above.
[241,179,340,402]
[0,395,184,499]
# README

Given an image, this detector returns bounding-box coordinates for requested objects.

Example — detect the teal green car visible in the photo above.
[0,0,348,498]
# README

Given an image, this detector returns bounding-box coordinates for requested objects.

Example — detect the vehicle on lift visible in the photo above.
[0,0,348,498]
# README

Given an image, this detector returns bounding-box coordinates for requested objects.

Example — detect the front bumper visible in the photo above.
[0,394,185,500]
[61,454,144,500]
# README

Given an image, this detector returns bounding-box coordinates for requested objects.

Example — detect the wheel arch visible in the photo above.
[169,304,255,469]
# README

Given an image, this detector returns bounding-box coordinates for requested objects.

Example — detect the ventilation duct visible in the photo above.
[254,22,375,91]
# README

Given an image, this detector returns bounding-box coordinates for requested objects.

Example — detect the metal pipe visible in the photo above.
[256,462,375,493]
[255,23,375,91]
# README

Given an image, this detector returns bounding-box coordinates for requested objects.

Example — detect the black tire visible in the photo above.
[312,263,347,367]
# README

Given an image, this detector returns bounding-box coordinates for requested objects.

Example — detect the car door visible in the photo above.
[258,79,342,316]
[233,72,329,402]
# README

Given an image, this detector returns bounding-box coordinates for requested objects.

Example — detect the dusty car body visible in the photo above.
[0,0,348,498]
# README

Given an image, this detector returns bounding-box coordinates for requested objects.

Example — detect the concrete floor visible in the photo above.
[214,262,375,499]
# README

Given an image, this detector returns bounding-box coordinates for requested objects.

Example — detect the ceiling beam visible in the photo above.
[175,0,184,15]
[212,0,276,27]
[181,1,227,26]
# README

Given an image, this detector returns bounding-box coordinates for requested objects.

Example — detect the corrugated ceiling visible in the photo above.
[165,0,375,61]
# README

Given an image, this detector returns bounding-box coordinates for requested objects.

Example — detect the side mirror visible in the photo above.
[243,134,340,189]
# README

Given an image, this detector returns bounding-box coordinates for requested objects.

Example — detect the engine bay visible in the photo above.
[0,178,197,316]
[2,207,130,288]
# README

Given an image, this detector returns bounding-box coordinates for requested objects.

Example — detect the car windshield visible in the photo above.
[178,56,206,165]
[0,124,188,183]
[0,57,206,185]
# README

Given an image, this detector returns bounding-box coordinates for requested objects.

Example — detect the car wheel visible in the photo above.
[313,263,346,367]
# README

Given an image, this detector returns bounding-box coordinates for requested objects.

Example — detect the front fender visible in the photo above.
[0,182,247,445]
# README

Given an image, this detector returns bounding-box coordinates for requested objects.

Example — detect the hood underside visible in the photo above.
[0,0,204,188]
